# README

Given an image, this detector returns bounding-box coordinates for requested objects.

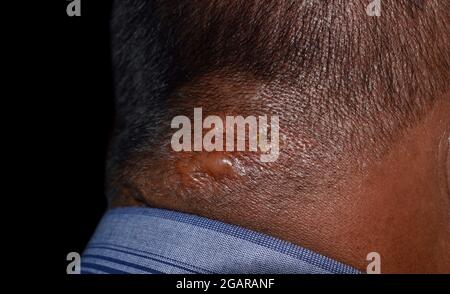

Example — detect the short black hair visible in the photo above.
[107,0,449,200]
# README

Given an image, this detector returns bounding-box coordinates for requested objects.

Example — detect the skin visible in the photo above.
[112,86,450,273]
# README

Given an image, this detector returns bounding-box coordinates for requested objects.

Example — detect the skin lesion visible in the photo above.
[195,151,236,179]
[111,71,273,207]
[115,147,251,209]
[173,151,239,190]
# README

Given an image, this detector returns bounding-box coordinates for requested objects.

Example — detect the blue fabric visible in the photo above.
[82,207,360,274]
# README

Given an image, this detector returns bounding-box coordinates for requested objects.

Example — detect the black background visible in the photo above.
[55,0,114,267]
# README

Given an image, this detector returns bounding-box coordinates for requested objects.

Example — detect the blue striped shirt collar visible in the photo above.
[82,207,360,274]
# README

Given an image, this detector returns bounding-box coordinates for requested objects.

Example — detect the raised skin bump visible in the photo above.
[197,152,235,179]
[174,151,238,190]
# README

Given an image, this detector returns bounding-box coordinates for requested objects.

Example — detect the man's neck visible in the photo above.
[111,92,450,273]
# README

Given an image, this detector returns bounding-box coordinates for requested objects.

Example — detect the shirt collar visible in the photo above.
[82,207,360,274]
